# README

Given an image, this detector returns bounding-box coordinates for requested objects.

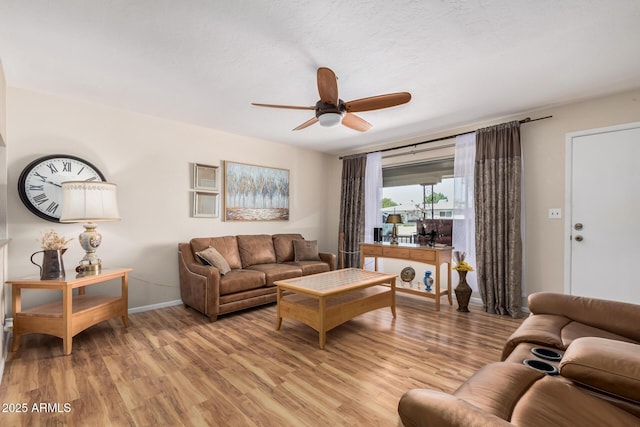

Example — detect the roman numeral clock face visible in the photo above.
[18,155,106,222]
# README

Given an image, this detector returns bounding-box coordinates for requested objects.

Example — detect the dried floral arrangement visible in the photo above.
[452,250,474,272]
[39,229,73,250]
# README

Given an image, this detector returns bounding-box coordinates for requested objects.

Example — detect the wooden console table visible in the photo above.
[7,267,131,355]
[360,243,452,310]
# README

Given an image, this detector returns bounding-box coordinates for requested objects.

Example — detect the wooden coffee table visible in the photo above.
[275,268,397,349]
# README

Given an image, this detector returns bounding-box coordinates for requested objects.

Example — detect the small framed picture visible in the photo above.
[193,163,219,191]
[193,191,219,218]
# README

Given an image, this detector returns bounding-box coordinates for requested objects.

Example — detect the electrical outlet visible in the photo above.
[548,208,562,219]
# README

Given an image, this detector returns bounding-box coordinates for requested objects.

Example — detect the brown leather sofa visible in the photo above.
[398,293,640,426]
[178,233,336,321]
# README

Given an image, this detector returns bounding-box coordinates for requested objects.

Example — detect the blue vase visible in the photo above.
[423,271,434,292]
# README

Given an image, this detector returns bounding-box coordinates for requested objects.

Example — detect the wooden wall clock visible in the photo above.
[18,154,106,222]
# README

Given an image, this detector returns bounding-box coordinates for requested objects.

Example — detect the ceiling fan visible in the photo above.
[252,67,411,132]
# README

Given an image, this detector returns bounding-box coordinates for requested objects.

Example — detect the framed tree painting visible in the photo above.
[224,161,289,221]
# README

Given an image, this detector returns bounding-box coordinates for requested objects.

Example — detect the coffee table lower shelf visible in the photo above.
[276,285,394,349]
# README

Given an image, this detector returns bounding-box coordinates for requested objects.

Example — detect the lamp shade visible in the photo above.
[385,213,403,224]
[59,181,121,222]
[318,112,343,127]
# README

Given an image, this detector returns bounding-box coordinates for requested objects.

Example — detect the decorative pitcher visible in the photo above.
[31,248,67,280]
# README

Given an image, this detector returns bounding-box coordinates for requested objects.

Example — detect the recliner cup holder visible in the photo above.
[523,359,559,375]
[531,347,562,361]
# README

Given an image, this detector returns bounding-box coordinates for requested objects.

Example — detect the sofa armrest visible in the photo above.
[178,243,221,321]
[319,252,337,271]
[398,389,514,427]
[560,337,640,403]
[528,293,640,342]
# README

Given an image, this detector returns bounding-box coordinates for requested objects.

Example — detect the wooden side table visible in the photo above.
[6,267,132,355]
[360,242,452,310]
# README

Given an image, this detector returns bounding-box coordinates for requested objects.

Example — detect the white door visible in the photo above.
[565,122,640,304]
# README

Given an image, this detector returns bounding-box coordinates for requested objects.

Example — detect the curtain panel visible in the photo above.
[474,121,522,317]
[453,132,478,291]
[339,154,367,268]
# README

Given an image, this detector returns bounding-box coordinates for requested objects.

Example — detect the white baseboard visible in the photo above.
[127,299,184,314]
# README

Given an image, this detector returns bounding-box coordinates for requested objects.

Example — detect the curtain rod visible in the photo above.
[339,115,552,159]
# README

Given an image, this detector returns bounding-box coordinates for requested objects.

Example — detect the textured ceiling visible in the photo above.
[1,0,639,154]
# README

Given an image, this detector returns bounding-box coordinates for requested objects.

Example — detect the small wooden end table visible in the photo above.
[7,267,132,355]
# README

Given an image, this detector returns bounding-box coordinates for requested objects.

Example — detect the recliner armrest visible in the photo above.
[398,389,514,427]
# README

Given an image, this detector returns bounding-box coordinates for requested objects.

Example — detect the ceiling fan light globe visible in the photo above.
[318,112,343,127]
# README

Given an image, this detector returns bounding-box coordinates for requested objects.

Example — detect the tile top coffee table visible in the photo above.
[274,268,397,349]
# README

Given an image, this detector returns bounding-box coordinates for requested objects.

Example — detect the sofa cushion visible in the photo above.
[219,269,266,295]
[560,321,639,348]
[272,233,304,263]
[293,239,321,261]
[284,261,330,275]
[560,337,640,403]
[237,234,277,267]
[191,236,242,269]
[195,246,231,275]
[245,263,302,286]
[529,292,640,342]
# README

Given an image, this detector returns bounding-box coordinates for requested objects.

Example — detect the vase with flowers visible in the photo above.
[30,230,73,280]
[452,251,474,312]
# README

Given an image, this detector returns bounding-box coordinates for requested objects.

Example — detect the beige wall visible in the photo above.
[0,59,5,145]
[330,88,640,305]
[6,87,337,312]
[0,60,7,379]
[5,86,640,314]
[520,89,640,299]
[0,59,7,238]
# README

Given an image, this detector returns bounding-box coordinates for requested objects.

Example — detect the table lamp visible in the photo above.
[385,213,403,245]
[59,181,121,273]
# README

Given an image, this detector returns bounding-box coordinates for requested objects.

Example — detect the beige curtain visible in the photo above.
[474,121,522,317]
[339,155,367,268]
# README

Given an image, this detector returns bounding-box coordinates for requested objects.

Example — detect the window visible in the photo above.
[382,158,454,244]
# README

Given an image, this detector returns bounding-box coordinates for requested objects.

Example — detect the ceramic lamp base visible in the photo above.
[77,223,102,272]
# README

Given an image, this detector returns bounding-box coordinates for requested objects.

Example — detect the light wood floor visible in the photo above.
[0,294,523,426]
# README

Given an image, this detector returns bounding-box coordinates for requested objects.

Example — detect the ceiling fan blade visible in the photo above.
[342,113,372,132]
[317,67,339,105]
[292,116,319,131]
[252,103,315,110]
[344,92,412,112]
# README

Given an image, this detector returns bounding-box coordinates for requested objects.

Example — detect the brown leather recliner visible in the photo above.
[398,293,640,426]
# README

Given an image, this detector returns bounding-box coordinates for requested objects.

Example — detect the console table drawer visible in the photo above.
[411,251,436,262]
[363,245,383,256]
[383,247,410,259]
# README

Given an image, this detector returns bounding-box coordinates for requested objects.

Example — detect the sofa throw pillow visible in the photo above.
[196,246,231,275]
[293,239,321,262]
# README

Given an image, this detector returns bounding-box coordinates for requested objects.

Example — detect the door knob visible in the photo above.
[574,235,584,242]
[574,223,583,230]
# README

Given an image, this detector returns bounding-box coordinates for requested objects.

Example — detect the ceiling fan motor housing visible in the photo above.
[315,100,345,118]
